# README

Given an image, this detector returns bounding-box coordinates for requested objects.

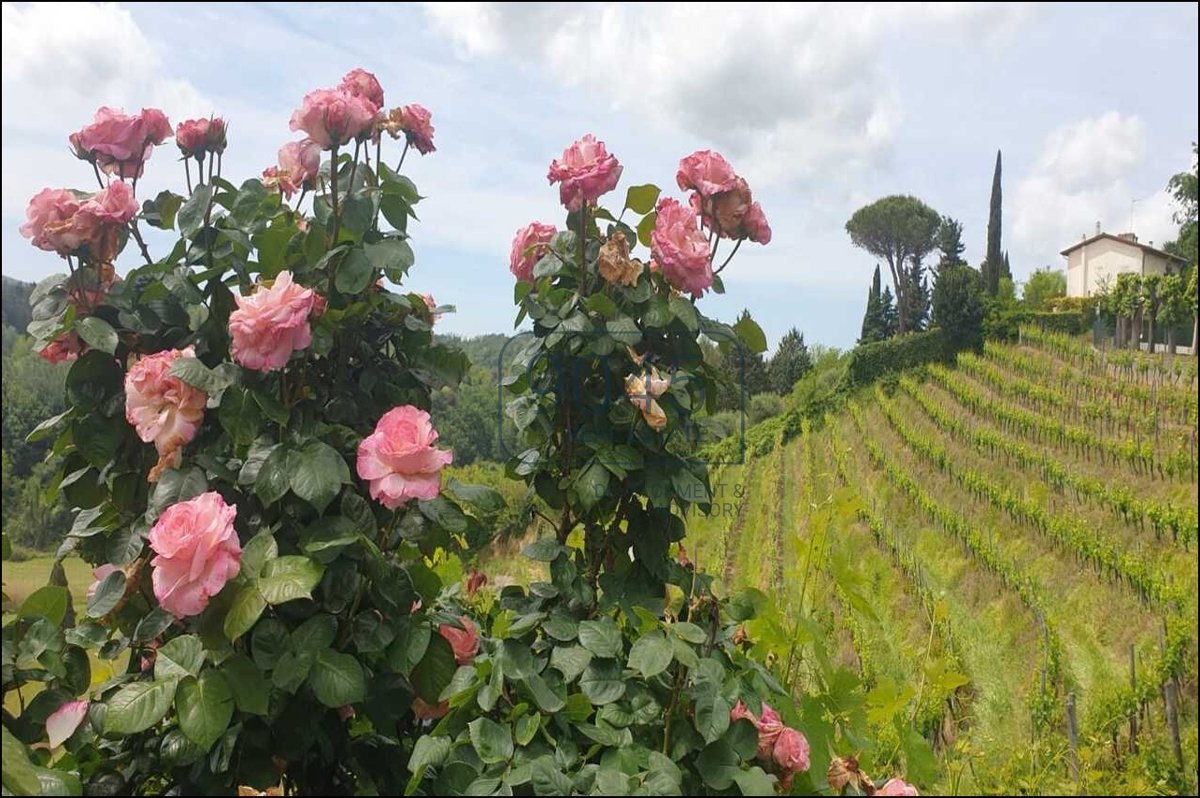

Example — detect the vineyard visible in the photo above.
[685,330,1198,794]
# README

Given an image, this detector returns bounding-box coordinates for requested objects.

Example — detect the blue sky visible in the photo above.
[2,2,1196,350]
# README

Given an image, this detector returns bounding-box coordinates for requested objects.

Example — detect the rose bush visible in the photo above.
[4,73,923,798]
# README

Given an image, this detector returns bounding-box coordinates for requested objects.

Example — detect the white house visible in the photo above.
[1061,228,1187,297]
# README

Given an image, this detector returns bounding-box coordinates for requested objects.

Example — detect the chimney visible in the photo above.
[1095,221,1101,236]
[1118,232,1138,243]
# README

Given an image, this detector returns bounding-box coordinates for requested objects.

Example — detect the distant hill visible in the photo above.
[2,276,34,334]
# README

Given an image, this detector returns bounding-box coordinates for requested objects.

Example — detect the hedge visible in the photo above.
[844,329,950,386]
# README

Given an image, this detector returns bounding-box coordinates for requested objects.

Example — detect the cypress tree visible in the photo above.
[881,285,899,337]
[859,265,887,343]
[984,150,1003,295]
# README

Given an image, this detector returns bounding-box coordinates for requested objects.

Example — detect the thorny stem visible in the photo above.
[129,221,154,267]
[330,144,342,245]
[92,163,106,190]
[714,239,742,274]
[348,140,362,200]
[184,159,193,194]
[396,141,410,172]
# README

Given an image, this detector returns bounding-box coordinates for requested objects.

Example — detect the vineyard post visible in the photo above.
[1128,643,1137,753]
[1066,692,1080,783]
[1165,681,1183,769]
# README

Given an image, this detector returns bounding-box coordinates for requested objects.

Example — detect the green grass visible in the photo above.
[3,555,93,616]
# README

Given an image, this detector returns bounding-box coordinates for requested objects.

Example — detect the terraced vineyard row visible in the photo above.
[692,333,1198,794]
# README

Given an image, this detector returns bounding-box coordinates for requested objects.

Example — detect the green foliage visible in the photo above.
[747,392,785,426]
[844,330,949,387]
[715,309,770,410]
[1021,267,1066,310]
[983,150,1003,295]
[1164,143,1197,268]
[859,265,889,344]
[846,196,942,334]
[935,216,967,273]
[898,258,931,333]
[933,265,986,352]
[766,327,812,395]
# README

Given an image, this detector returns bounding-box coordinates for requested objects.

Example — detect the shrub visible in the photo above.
[844,330,949,387]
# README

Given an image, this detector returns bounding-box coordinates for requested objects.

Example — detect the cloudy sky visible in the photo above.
[3,2,1196,350]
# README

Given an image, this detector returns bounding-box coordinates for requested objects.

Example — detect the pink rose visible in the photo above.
[46,701,89,748]
[651,197,712,296]
[743,202,771,245]
[20,188,86,255]
[772,727,811,773]
[206,117,228,155]
[86,564,119,604]
[38,331,84,364]
[78,180,138,227]
[877,778,920,796]
[229,271,317,372]
[340,68,384,112]
[289,88,377,149]
[267,139,322,198]
[148,491,241,617]
[729,700,754,724]
[547,134,622,211]
[438,616,479,665]
[676,150,738,197]
[384,104,436,155]
[356,405,452,507]
[70,106,172,177]
[124,346,208,481]
[176,118,210,158]
[755,702,784,761]
[420,293,442,324]
[509,222,557,283]
[465,569,487,597]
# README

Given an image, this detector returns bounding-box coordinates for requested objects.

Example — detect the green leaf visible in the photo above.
[257,556,324,605]
[289,440,350,513]
[240,531,278,578]
[169,356,233,395]
[155,635,205,680]
[733,314,768,354]
[627,632,673,679]
[292,614,338,650]
[580,660,625,705]
[86,569,126,618]
[218,385,262,446]
[498,639,535,679]
[637,212,657,248]
[350,612,396,653]
[670,622,707,644]
[2,727,42,796]
[694,687,732,744]
[75,316,118,354]
[574,461,610,512]
[624,184,661,215]
[408,734,452,775]
[417,496,469,533]
[585,293,619,317]
[550,645,592,683]
[148,466,208,517]
[254,445,291,504]
[341,192,375,238]
[411,633,457,703]
[446,478,505,514]
[178,185,214,237]
[607,316,642,346]
[310,649,366,707]
[695,739,740,791]
[468,717,514,764]
[223,584,266,642]
[104,680,177,735]
[219,654,269,715]
[525,672,566,713]
[733,767,776,796]
[251,618,290,669]
[176,670,234,749]
[335,247,373,294]
[300,516,359,560]
[531,756,574,796]
[19,586,69,626]
[578,618,622,658]
[365,238,415,282]
[272,650,314,693]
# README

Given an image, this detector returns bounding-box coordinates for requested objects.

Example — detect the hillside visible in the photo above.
[686,331,1198,794]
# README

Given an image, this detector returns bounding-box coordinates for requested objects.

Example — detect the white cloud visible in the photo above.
[422,2,1031,187]
[1,3,210,219]
[1013,111,1177,263]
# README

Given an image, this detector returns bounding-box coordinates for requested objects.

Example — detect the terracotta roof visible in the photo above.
[1060,232,1187,263]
